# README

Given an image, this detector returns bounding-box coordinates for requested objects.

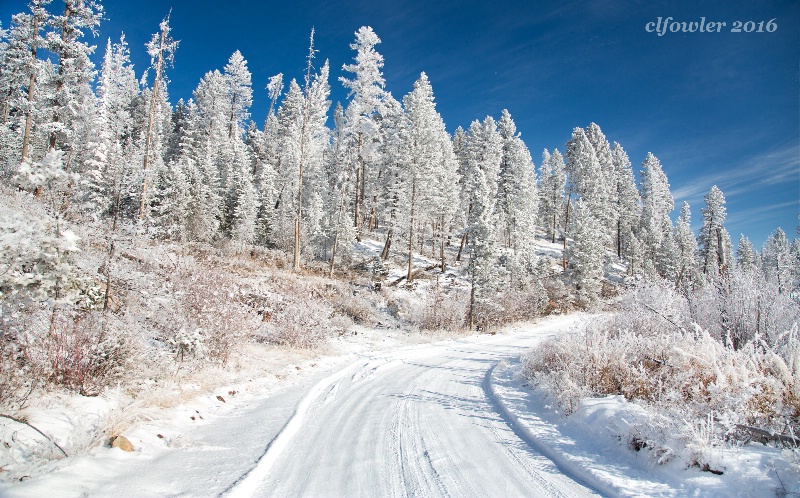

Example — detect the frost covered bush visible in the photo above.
[499,279,548,324]
[0,331,35,409]
[1,309,139,401]
[257,298,333,349]
[469,280,548,332]
[245,272,343,349]
[175,266,253,365]
[406,284,469,333]
[523,275,800,467]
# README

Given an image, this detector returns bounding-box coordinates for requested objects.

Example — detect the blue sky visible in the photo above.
[2,0,798,248]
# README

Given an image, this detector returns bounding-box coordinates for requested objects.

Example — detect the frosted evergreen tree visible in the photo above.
[584,123,615,234]
[298,55,332,263]
[452,125,470,261]
[567,199,605,305]
[698,185,732,277]
[1,1,52,163]
[226,139,259,244]
[340,26,386,241]
[149,158,190,240]
[84,34,139,222]
[762,228,792,294]
[674,202,699,286]
[497,109,538,283]
[638,152,674,276]
[610,142,640,260]
[736,234,757,272]
[139,12,178,222]
[254,73,283,244]
[269,38,331,266]
[376,93,409,261]
[538,148,566,244]
[326,101,357,275]
[565,127,607,264]
[223,50,252,139]
[402,72,458,279]
[790,238,800,293]
[462,117,502,329]
[43,0,103,154]
[656,222,679,281]
[212,50,258,244]
[464,140,499,330]
[270,80,304,251]
[180,79,225,242]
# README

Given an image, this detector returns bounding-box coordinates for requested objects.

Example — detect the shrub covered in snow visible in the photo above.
[522,274,800,468]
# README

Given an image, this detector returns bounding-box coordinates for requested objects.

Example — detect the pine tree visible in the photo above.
[326,101,357,275]
[402,72,457,279]
[564,127,606,265]
[567,199,605,305]
[496,109,538,283]
[790,238,800,294]
[465,146,499,330]
[674,202,698,286]
[1,1,52,163]
[610,142,639,260]
[44,0,103,154]
[463,117,502,329]
[84,34,139,222]
[254,73,283,244]
[226,138,258,244]
[762,228,792,294]
[340,26,386,241]
[139,12,178,221]
[736,234,757,272]
[698,185,732,277]
[376,93,409,261]
[223,50,252,140]
[638,152,674,276]
[452,125,470,261]
[584,123,615,236]
[538,148,566,244]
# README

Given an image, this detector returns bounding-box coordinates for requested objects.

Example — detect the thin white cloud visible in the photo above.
[671,142,799,205]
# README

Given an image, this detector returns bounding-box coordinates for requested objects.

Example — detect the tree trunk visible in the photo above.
[139,27,167,221]
[440,233,445,273]
[562,194,571,269]
[457,232,468,262]
[381,192,398,260]
[354,133,363,241]
[468,264,476,330]
[406,180,417,283]
[381,228,393,260]
[329,185,347,278]
[21,16,39,162]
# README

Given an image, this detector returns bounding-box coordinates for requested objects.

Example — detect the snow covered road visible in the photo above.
[226,315,597,498]
[5,315,600,497]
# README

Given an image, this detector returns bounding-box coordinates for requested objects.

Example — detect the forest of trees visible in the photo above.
[1,1,799,338]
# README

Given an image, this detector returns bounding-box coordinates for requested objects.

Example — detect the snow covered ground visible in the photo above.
[2,314,796,497]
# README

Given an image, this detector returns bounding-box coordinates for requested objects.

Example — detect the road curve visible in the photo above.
[226,315,598,498]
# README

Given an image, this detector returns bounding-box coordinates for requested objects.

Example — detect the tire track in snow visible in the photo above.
[219,364,355,497]
[224,315,597,497]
